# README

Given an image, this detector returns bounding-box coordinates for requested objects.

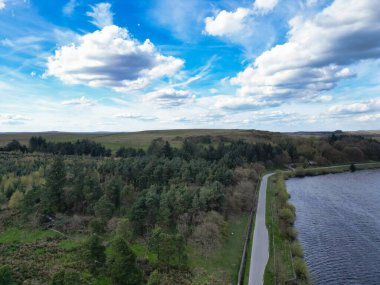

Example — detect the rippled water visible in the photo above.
[287,169,380,285]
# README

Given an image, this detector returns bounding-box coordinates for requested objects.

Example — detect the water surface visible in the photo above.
[287,169,380,285]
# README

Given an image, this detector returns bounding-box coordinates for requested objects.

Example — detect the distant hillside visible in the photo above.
[1,129,379,151]
[0,129,284,151]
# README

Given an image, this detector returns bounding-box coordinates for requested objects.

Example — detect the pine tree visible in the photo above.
[107,237,142,285]
[83,234,106,274]
[42,156,66,214]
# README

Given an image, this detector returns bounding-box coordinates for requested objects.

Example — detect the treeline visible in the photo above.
[0,136,111,157]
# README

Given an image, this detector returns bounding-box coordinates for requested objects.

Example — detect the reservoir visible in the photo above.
[286,169,380,285]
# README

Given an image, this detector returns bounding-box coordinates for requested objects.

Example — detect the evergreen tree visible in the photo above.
[107,237,142,285]
[42,156,66,213]
[83,234,106,274]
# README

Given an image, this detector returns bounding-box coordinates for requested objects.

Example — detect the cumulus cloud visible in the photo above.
[253,0,278,13]
[355,114,380,122]
[204,8,250,37]
[115,113,157,121]
[61,96,95,106]
[0,114,30,125]
[46,25,184,92]
[63,0,77,16]
[328,99,380,115]
[214,95,281,111]
[86,2,113,29]
[144,88,195,107]
[231,0,380,100]
[0,0,5,10]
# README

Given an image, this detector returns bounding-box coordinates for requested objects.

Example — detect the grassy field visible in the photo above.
[0,129,281,151]
[189,214,249,285]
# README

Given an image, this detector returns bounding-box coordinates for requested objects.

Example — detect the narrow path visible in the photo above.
[248,173,273,285]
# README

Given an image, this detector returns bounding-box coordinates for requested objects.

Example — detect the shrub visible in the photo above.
[291,241,304,258]
[279,208,295,224]
[294,257,310,281]
[147,270,160,285]
[8,191,24,209]
[0,265,13,285]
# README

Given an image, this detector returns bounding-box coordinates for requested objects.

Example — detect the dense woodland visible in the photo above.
[0,133,380,284]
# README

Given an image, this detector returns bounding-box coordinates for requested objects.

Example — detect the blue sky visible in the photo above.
[0,0,380,132]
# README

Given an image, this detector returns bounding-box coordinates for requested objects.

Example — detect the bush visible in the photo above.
[8,191,24,209]
[294,257,310,281]
[147,270,160,285]
[50,270,83,285]
[286,226,298,240]
[89,218,106,234]
[0,265,13,285]
[290,241,304,258]
[295,167,305,178]
[279,208,295,224]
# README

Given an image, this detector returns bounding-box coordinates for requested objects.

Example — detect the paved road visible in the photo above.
[248,173,273,285]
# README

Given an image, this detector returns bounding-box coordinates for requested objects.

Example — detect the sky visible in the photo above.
[0,0,380,132]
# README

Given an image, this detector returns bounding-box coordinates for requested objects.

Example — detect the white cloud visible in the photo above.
[61,96,95,107]
[204,8,250,37]
[0,0,5,10]
[115,113,157,121]
[355,114,380,122]
[231,0,380,100]
[328,99,380,115]
[203,1,279,49]
[144,88,195,108]
[86,2,113,29]
[253,0,278,13]
[0,114,30,125]
[46,25,184,92]
[214,95,281,111]
[63,0,77,16]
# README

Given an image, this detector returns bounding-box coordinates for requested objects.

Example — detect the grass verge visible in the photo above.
[189,214,249,284]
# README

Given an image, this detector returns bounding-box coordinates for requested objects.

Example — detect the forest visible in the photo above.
[0,132,380,284]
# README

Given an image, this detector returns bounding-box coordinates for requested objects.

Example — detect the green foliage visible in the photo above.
[115,218,132,241]
[148,227,188,269]
[42,156,66,213]
[82,234,106,274]
[50,270,83,285]
[294,257,310,281]
[107,237,143,285]
[291,241,304,258]
[8,190,24,209]
[0,265,13,285]
[89,218,106,234]
[147,270,160,285]
[94,195,114,221]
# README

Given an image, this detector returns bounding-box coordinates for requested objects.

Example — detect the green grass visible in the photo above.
[242,214,255,285]
[130,242,157,263]
[264,174,295,285]
[189,214,249,284]
[0,227,60,243]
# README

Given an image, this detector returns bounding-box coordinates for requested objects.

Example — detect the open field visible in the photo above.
[0,129,282,151]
